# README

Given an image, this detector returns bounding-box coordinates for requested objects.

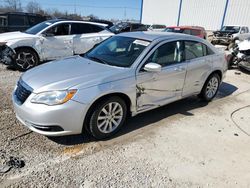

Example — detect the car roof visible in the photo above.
[166,26,205,30]
[46,19,108,27]
[117,31,202,42]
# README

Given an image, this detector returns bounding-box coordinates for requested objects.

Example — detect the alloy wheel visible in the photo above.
[206,77,219,99]
[16,52,36,70]
[97,102,123,134]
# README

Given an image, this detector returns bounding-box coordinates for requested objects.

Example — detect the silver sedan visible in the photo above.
[12,32,227,139]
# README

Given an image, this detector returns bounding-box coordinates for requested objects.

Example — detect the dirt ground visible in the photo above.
[0,64,250,188]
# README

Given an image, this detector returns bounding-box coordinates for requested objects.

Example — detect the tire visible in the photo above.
[227,55,237,69]
[211,40,217,45]
[199,73,220,102]
[88,97,127,139]
[14,48,39,71]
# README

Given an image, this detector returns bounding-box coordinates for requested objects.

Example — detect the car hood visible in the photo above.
[21,56,132,93]
[0,31,37,42]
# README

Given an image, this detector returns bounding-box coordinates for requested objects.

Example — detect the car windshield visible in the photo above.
[25,21,53,35]
[221,26,240,32]
[85,36,150,68]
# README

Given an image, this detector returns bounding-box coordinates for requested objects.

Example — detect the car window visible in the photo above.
[71,23,104,34]
[0,16,7,26]
[147,41,183,67]
[132,24,147,31]
[206,46,215,55]
[185,41,207,60]
[191,29,201,36]
[183,29,191,35]
[8,15,28,26]
[46,23,70,36]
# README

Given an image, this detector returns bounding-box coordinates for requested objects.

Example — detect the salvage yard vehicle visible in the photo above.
[227,39,250,71]
[164,26,207,39]
[147,24,166,32]
[109,22,148,34]
[0,19,114,71]
[211,25,249,48]
[12,32,227,139]
[0,12,47,33]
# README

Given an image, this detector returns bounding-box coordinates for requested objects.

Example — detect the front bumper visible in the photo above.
[0,44,15,65]
[12,92,89,136]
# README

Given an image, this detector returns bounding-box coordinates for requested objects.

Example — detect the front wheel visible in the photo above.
[199,74,220,102]
[88,97,127,139]
[14,48,39,71]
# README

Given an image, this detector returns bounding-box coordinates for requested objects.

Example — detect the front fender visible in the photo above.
[6,38,42,59]
[71,78,137,114]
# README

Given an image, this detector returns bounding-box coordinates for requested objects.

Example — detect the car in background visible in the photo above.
[12,32,227,139]
[147,24,166,32]
[109,22,148,34]
[0,19,114,71]
[88,19,114,28]
[211,25,249,46]
[164,26,207,39]
[0,12,47,33]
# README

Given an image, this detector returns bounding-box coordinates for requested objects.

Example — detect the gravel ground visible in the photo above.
[0,64,250,187]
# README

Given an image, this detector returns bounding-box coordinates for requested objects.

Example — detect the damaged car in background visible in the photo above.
[12,32,227,139]
[0,19,113,71]
[227,38,250,71]
[211,25,250,49]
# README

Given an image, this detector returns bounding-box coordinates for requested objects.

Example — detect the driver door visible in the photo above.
[41,23,73,60]
[136,41,187,111]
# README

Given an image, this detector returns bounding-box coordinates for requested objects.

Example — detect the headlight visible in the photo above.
[30,90,77,106]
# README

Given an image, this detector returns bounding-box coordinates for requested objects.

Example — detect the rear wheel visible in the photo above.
[200,73,220,102]
[88,97,127,139]
[14,48,39,71]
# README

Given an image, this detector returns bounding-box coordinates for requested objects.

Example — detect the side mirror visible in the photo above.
[144,63,161,72]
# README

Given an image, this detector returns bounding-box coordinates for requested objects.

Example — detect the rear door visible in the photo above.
[182,41,214,96]
[71,23,110,55]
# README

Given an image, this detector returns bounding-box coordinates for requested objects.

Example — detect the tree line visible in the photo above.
[0,0,97,20]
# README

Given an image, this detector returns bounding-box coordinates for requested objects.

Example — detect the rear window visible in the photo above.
[191,29,201,36]
[185,41,214,60]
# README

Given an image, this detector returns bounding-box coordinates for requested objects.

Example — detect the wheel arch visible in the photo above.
[208,70,222,81]
[82,92,132,132]
[14,46,40,62]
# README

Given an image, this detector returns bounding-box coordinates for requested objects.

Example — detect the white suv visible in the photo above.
[0,19,114,71]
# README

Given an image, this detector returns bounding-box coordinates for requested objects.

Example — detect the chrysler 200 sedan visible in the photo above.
[12,32,227,139]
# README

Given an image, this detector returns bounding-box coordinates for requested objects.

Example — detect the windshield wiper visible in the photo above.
[85,55,109,65]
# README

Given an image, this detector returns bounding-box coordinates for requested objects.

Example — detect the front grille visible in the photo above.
[15,80,32,104]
